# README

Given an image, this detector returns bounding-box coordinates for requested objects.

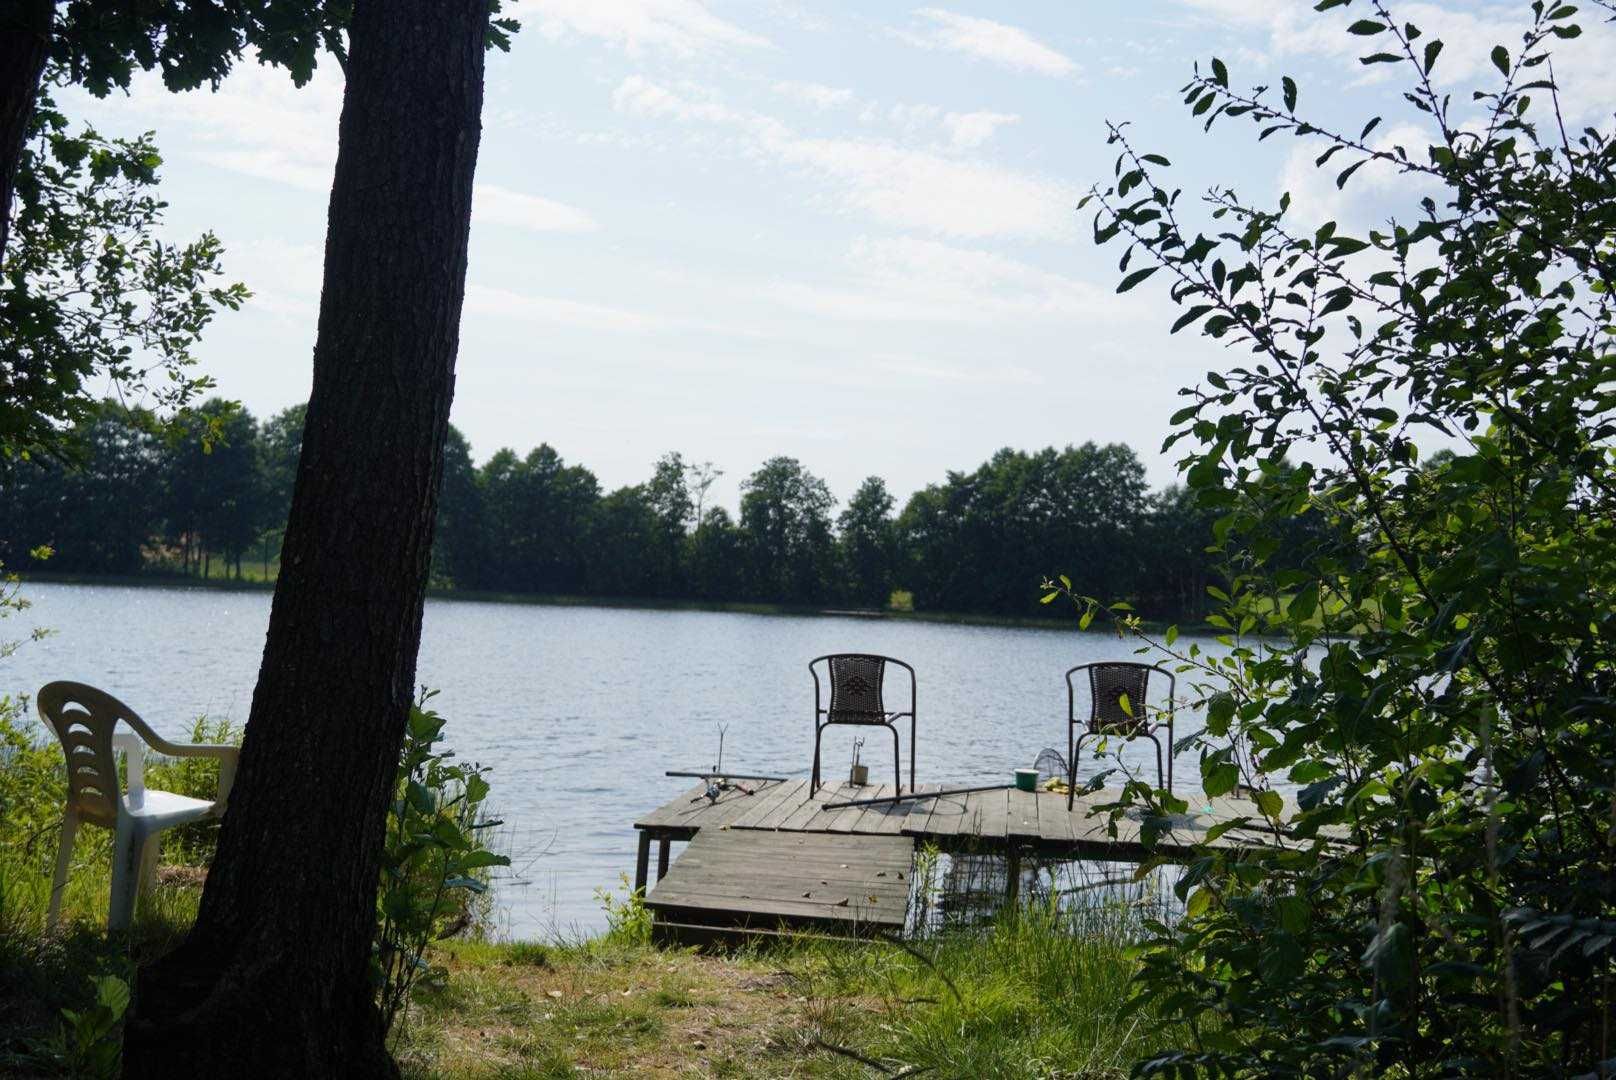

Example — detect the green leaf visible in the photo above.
[1202,759,1239,798]
[1210,57,1228,86]
[1185,886,1214,917]
[1117,266,1159,293]
[1281,76,1298,111]
[1347,19,1386,34]
[1040,591,1059,605]
[1423,39,1443,73]
[406,780,435,816]
[1491,45,1510,75]
[1254,789,1284,819]
[1259,931,1304,984]
[1171,305,1213,333]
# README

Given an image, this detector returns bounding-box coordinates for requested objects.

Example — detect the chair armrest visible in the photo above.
[113,730,145,805]
[147,742,240,808]
[175,744,240,807]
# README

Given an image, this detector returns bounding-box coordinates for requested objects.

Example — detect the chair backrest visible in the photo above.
[36,681,136,827]
[828,654,887,723]
[1074,662,1152,735]
[811,653,917,725]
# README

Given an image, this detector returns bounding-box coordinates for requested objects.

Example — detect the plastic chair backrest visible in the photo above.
[36,682,130,828]
[1086,663,1151,735]
[828,654,888,723]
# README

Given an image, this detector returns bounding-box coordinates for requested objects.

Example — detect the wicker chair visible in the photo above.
[1065,661,1175,807]
[809,654,916,795]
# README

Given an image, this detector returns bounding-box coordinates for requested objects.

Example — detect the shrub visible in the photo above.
[1075,2,1616,1073]
[374,691,509,1038]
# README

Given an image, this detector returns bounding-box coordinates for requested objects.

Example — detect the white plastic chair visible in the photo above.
[37,681,238,931]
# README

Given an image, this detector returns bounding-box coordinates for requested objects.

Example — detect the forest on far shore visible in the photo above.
[0,398,1238,621]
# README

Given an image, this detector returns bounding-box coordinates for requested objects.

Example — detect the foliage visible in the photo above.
[0,692,70,870]
[45,0,518,100]
[837,476,898,609]
[0,404,1228,619]
[1,84,247,462]
[592,873,652,946]
[375,692,510,1038]
[46,975,129,1080]
[1074,1,1616,1073]
[739,455,838,605]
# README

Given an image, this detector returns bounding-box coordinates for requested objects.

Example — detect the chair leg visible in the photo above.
[1067,737,1083,811]
[1152,736,1165,792]
[889,725,901,795]
[47,812,78,929]
[909,716,916,793]
[108,819,141,932]
[138,833,162,897]
[811,726,824,795]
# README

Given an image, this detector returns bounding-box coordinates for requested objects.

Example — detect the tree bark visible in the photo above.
[122,2,488,1075]
[0,0,52,257]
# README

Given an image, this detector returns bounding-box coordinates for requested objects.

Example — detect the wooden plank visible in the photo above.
[775,784,842,832]
[644,828,913,931]
[648,892,905,927]
[851,782,940,836]
[1006,786,1041,843]
[822,784,891,833]
[1035,791,1074,847]
[906,787,975,839]
[724,779,811,830]
[634,779,797,833]
[966,787,1010,843]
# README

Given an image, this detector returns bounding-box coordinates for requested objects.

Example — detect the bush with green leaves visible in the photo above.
[374,692,509,1038]
[1068,0,1616,1073]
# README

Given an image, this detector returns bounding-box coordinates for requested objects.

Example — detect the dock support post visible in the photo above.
[634,831,652,894]
[656,838,671,881]
[1005,850,1021,905]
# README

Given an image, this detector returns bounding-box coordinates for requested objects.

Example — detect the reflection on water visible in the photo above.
[3,582,1221,936]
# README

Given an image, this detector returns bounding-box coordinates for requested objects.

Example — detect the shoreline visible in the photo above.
[12,570,1197,634]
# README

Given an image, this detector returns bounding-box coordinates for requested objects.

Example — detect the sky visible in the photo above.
[59,0,1616,512]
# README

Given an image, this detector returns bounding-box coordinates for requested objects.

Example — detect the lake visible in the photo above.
[1,581,1221,937]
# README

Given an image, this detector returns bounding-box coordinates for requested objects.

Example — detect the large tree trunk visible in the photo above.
[0,0,52,257]
[122,1,488,1075]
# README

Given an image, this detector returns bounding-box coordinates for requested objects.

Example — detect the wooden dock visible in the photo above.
[633,778,1305,941]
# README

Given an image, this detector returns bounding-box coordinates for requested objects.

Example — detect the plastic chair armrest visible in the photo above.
[112,730,145,803]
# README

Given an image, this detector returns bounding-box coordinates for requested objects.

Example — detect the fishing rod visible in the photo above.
[664,771,790,783]
[821,783,1013,811]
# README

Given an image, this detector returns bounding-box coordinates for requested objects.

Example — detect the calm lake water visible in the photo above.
[2,582,1222,937]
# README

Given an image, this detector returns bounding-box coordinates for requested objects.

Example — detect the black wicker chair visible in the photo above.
[1065,661,1175,807]
[809,654,916,795]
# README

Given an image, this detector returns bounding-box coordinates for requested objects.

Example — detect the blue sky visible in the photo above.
[62,1,1616,510]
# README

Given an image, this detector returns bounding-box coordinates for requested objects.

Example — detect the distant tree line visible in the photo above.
[0,399,1226,620]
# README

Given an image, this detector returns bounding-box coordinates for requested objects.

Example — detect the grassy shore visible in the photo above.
[1,844,1178,1078]
[16,569,1191,635]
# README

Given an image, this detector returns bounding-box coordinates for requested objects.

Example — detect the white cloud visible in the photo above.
[1174,0,1616,122]
[772,80,855,110]
[465,284,663,332]
[903,8,1077,78]
[612,76,1076,238]
[473,185,599,233]
[942,110,1018,150]
[1276,122,1436,230]
[516,0,769,56]
[761,235,1127,326]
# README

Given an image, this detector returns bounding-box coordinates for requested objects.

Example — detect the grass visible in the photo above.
[391,898,1183,1079]
[1,815,1181,1078]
